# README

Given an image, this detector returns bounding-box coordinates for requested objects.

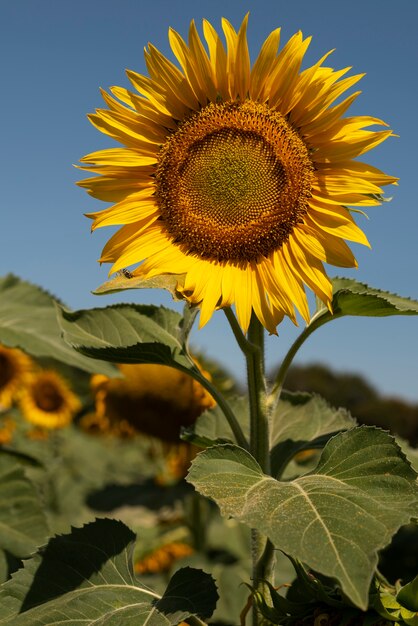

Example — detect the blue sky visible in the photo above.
[1,0,418,401]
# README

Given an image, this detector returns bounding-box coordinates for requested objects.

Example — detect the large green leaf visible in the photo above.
[0,274,116,376]
[318,278,418,321]
[0,456,49,583]
[0,519,218,625]
[183,392,355,478]
[57,302,197,373]
[271,392,356,478]
[187,426,418,609]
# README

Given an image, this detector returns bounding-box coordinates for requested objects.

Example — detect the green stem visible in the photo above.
[270,310,335,407]
[192,367,249,451]
[224,310,274,625]
[223,308,269,472]
[186,492,208,553]
[246,315,269,474]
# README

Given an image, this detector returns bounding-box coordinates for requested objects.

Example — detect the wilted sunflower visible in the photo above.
[0,345,33,410]
[19,370,81,429]
[85,362,215,442]
[79,16,396,333]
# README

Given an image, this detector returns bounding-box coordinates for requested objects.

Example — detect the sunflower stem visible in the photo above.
[270,310,334,408]
[246,314,269,473]
[224,309,276,622]
[246,314,274,625]
[191,366,249,451]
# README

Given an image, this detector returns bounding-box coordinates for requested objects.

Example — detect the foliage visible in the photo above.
[1,275,418,625]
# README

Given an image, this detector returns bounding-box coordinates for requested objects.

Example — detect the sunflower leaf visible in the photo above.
[186,426,418,610]
[316,277,418,321]
[93,272,184,299]
[397,574,418,611]
[182,396,249,447]
[271,391,357,478]
[183,391,355,477]
[57,302,196,373]
[0,274,117,377]
[0,456,49,583]
[0,519,218,625]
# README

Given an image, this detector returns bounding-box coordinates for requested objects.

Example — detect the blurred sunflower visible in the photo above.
[80,16,396,333]
[134,541,194,575]
[19,370,81,430]
[0,345,33,410]
[83,363,215,443]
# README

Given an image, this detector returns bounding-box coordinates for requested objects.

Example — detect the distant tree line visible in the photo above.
[282,363,418,446]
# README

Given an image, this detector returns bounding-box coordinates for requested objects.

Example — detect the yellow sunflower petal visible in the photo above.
[295,225,358,268]
[252,270,282,335]
[199,265,223,328]
[188,21,218,102]
[268,32,312,114]
[168,27,208,105]
[284,239,333,309]
[77,175,151,202]
[249,28,281,101]
[80,148,157,168]
[145,43,200,111]
[86,192,158,230]
[203,19,229,99]
[88,111,160,153]
[110,86,178,128]
[305,208,370,247]
[234,266,253,334]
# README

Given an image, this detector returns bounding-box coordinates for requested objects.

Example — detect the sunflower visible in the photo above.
[134,541,194,575]
[19,370,81,429]
[79,16,396,333]
[0,345,33,410]
[86,362,215,442]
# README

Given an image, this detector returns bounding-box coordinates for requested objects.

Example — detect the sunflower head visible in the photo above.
[87,363,215,443]
[134,541,194,575]
[80,16,396,333]
[19,370,81,430]
[0,345,33,410]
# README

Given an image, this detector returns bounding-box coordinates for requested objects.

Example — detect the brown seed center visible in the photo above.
[0,354,14,388]
[155,101,314,263]
[33,381,64,412]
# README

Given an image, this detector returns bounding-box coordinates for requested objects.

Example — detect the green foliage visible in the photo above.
[0,274,116,376]
[0,519,218,625]
[94,272,183,299]
[0,455,49,584]
[3,274,418,624]
[187,427,418,609]
[57,302,198,374]
[270,391,357,478]
[397,575,418,612]
[184,392,357,479]
[324,277,418,318]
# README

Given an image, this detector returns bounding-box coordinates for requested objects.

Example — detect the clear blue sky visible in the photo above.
[1,0,418,401]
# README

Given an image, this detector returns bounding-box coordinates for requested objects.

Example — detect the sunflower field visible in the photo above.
[1,15,418,626]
